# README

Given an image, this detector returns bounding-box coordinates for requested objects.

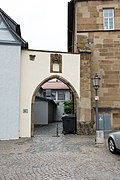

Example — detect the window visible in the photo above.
[51,90,56,100]
[58,91,65,100]
[103,9,114,30]
[46,89,51,97]
[42,91,46,98]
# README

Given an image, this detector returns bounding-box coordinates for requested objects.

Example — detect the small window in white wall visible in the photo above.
[58,91,65,100]
[103,9,114,30]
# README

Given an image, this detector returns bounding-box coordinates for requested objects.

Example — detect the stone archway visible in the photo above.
[20,50,80,138]
[31,74,80,136]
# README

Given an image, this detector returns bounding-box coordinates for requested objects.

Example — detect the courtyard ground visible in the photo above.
[0,122,120,180]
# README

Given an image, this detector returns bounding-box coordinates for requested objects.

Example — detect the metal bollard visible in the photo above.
[56,123,59,137]
[52,123,60,137]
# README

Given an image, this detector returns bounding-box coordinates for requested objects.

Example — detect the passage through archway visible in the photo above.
[31,75,80,136]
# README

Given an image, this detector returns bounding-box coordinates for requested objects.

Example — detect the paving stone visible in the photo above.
[0,122,120,180]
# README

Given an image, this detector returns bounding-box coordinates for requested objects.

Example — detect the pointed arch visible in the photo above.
[32,75,79,103]
[31,75,80,136]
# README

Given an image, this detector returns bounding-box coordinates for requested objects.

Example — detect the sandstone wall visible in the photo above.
[75,0,120,129]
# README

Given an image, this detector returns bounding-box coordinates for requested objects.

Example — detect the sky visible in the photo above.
[1,0,69,51]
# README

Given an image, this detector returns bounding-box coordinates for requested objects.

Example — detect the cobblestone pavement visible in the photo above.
[0,122,120,180]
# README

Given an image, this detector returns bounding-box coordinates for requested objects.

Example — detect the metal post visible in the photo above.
[56,123,59,137]
[92,73,104,144]
[52,123,60,137]
[95,89,104,144]
[95,89,99,131]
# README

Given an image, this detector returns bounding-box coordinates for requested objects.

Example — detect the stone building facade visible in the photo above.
[1,1,120,140]
[68,0,120,131]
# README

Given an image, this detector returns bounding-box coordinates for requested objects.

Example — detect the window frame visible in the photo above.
[103,8,114,30]
[57,90,66,101]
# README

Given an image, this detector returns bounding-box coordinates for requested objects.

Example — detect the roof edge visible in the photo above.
[0,8,28,49]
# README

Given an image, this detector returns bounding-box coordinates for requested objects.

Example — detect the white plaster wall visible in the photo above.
[0,44,21,140]
[20,50,80,137]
